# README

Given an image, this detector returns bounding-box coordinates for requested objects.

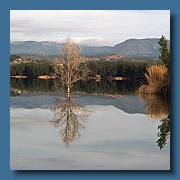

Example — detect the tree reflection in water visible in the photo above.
[140,94,169,120]
[50,94,90,147]
[157,115,170,150]
[139,94,170,150]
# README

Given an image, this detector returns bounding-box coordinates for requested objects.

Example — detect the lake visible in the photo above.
[10,78,170,170]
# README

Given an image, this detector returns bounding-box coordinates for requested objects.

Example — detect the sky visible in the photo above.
[10,10,170,46]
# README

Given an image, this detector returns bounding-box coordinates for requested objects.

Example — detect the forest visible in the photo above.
[10,60,154,78]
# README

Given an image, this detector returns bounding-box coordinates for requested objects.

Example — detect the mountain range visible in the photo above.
[10,38,164,59]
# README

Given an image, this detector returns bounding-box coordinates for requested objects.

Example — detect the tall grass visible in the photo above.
[138,64,168,94]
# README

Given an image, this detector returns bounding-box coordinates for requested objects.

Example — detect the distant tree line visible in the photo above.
[10,62,55,77]
[87,61,151,78]
[10,61,153,78]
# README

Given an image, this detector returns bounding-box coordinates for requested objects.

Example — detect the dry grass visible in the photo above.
[144,65,168,86]
[138,65,168,94]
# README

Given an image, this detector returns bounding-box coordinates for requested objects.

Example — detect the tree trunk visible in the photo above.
[67,85,70,99]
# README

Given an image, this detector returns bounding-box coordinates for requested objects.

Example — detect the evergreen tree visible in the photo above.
[158,35,170,68]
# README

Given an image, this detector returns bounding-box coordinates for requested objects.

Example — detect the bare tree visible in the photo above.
[51,38,90,147]
[50,96,89,147]
[53,38,90,97]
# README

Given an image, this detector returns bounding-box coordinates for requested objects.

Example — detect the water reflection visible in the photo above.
[10,78,143,95]
[157,115,170,150]
[139,94,169,120]
[50,94,90,147]
[11,78,170,150]
[139,94,170,149]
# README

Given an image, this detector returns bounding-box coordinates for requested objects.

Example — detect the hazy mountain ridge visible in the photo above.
[112,38,160,58]
[10,38,167,59]
[10,94,146,114]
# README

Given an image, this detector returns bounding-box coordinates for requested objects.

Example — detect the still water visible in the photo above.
[10,79,170,170]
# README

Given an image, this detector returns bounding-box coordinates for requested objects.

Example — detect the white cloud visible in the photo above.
[10,10,170,46]
[52,37,114,46]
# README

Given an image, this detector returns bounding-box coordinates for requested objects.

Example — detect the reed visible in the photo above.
[138,65,168,94]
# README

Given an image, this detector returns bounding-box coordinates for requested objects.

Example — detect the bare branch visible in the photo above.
[52,38,90,93]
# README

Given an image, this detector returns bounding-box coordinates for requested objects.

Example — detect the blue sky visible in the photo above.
[10,10,170,46]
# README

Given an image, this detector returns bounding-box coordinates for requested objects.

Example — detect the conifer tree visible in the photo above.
[158,35,170,69]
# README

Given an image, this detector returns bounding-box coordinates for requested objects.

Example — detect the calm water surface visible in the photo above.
[10,79,170,170]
